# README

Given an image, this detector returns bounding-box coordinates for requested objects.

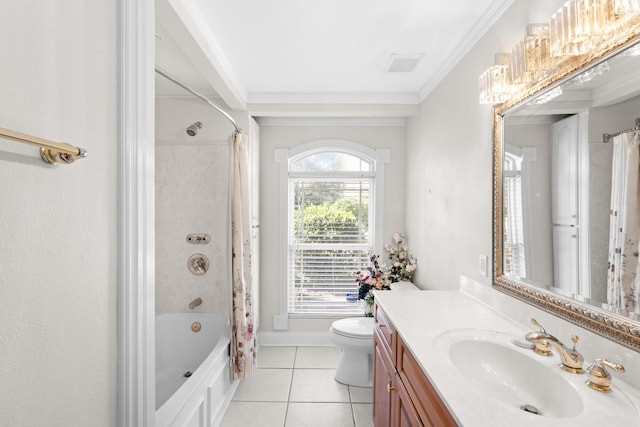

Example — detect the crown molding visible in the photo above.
[418,0,515,101]
[256,117,406,127]
[248,102,419,118]
[247,91,421,105]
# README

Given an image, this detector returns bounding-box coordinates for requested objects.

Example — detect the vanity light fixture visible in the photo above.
[478,0,640,105]
[478,53,512,104]
[511,24,551,88]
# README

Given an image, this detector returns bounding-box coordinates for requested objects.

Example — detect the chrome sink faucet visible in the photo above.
[525,318,584,374]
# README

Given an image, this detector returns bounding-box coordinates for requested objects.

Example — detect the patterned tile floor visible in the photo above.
[220,346,373,427]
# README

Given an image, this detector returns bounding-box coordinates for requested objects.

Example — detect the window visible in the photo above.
[276,140,389,317]
[504,153,527,278]
[503,146,535,279]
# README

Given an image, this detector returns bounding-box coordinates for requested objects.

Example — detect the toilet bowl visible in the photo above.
[330,281,419,387]
[330,317,375,387]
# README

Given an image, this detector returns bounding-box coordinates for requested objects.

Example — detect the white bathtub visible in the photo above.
[156,312,238,427]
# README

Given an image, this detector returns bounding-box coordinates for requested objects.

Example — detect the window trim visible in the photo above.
[274,140,390,326]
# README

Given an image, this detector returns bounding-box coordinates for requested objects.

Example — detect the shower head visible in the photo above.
[186,121,202,136]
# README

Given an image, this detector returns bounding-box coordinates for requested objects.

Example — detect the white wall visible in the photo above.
[407,0,640,386]
[406,0,566,289]
[0,2,117,426]
[258,121,407,334]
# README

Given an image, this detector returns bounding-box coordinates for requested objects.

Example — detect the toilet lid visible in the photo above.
[331,317,374,339]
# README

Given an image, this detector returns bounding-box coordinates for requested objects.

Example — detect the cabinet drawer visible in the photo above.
[397,338,458,427]
[374,302,396,359]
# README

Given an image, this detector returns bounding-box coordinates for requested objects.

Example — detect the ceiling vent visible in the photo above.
[385,54,424,73]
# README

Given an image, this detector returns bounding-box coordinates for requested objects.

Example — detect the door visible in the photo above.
[552,115,580,295]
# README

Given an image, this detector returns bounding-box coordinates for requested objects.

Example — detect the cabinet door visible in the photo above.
[552,224,579,297]
[397,338,458,427]
[393,373,423,427]
[552,114,579,226]
[373,328,394,427]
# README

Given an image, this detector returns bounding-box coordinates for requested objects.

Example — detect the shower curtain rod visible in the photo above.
[155,67,242,134]
[602,118,640,142]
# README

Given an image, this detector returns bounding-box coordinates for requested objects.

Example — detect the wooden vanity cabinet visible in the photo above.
[373,302,458,427]
[373,327,395,426]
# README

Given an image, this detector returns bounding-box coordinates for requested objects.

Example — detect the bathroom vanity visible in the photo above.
[372,290,640,427]
[373,299,456,427]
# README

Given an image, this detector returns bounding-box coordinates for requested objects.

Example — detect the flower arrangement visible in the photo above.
[355,233,417,316]
[384,232,417,283]
[355,255,391,316]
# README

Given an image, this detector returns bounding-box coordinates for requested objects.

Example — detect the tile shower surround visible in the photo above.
[155,143,230,314]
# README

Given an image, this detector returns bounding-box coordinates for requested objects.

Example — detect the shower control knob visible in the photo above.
[188,254,209,275]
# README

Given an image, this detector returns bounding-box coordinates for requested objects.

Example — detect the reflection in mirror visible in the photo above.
[494,37,640,351]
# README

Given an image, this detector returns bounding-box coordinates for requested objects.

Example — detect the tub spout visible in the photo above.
[189,298,202,310]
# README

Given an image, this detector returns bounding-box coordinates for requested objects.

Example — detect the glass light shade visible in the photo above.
[550,0,614,57]
[479,54,512,105]
[509,24,550,87]
[615,0,640,14]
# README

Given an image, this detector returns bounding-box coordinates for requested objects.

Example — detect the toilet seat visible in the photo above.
[331,317,374,339]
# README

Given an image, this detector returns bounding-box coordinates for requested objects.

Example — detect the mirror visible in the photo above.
[493,29,640,352]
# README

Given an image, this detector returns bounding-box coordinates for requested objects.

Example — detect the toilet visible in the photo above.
[330,317,375,387]
[330,281,418,387]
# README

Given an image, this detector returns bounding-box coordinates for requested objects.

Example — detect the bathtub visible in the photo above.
[156,312,238,427]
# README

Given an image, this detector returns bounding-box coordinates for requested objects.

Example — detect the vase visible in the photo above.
[362,300,374,317]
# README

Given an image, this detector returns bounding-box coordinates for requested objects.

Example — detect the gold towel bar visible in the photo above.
[0,127,87,164]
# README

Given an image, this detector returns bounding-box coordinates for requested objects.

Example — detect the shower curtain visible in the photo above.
[229,131,256,379]
[606,131,640,316]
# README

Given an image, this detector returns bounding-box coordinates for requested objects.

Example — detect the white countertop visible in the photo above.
[374,290,640,427]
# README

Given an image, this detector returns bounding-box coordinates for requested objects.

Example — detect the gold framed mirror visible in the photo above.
[493,16,640,352]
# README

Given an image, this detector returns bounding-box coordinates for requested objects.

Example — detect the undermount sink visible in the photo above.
[450,337,583,418]
[436,329,583,418]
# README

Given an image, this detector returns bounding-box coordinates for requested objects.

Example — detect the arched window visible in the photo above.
[275,140,389,317]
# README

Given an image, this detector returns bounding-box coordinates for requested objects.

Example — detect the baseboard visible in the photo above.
[258,331,334,347]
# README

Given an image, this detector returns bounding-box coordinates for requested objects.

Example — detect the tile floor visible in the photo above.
[220,346,374,427]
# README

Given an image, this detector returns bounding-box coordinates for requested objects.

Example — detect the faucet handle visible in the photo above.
[526,318,552,356]
[586,358,625,392]
[530,318,547,333]
[562,335,584,374]
[570,335,579,350]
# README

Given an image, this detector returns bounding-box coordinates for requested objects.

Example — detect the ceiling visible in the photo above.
[155,0,513,115]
